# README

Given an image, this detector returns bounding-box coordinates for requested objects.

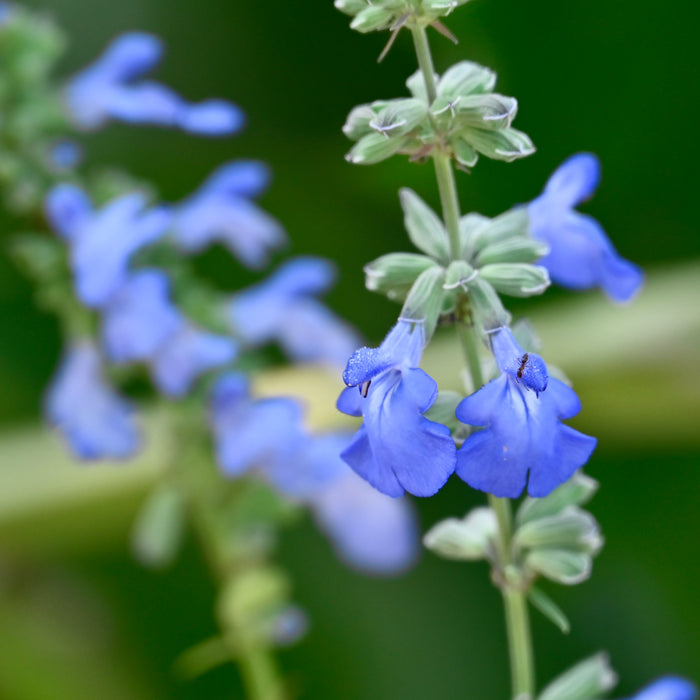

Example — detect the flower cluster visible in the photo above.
[338,151,639,501]
[14,24,416,579]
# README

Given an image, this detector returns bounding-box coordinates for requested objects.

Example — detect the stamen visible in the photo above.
[360,380,372,398]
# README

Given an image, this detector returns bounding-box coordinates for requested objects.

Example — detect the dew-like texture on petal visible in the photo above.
[173,167,286,267]
[311,467,419,575]
[45,343,140,460]
[151,325,236,397]
[44,184,92,240]
[456,375,596,498]
[338,322,456,498]
[625,677,698,700]
[209,373,306,477]
[101,269,182,363]
[65,31,242,136]
[230,257,360,366]
[528,152,643,302]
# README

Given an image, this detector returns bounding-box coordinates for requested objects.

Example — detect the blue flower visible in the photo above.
[337,321,456,498]
[47,140,83,171]
[229,257,360,366]
[45,342,140,460]
[209,373,306,477]
[528,153,644,302]
[299,434,419,575]
[456,327,597,498]
[65,32,243,135]
[624,677,697,700]
[151,324,236,398]
[172,160,286,267]
[44,184,170,308]
[101,269,182,363]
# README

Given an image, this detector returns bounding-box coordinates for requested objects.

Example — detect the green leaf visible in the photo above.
[350,5,394,32]
[538,653,618,700]
[399,187,451,261]
[400,265,447,340]
[450,137,479,169]
[345,131,407,164]
[451,93,518,130]
[528,586,571,634]
[474,237,549,266]
[342,104,377,140]
[465,126,535,162]
[364,252,438,302]
[479,263,550,297]
[524,548,592,585]
[423,507,497,561]
[514,507,602,554]
[437,60,497,100]
[466,276,511,331]
[516,472,599,526]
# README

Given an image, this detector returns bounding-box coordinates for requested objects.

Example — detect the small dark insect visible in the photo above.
[517,353,529,379]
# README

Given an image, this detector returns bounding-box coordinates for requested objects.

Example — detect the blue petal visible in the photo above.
[103,82,182,125]
[70,195,171,307]
[456,376,596,498]
[625,677,697,700]
[177,99,245,136]
[276,300,360,367]
[343,368,456,497]
[539,211,643,302]
[542,152,600,207]
[209,374,305,477]
[265,432,349,498]
[44,184,92,240]
[152,325,236,397]
[89,32,162,82]
[101,269,182,362]
[310,468,419,575]
[336,386,363,417]
[200,161,270,199]
[491,327,548,394]
[174,195,286,267]
[45,343,140,460]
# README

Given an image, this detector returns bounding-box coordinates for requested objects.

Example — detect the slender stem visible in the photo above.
[489,495,535,699]
[410,22,536,700]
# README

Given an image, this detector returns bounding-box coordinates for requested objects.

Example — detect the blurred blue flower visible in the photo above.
[456,327,597,498]
[623,677,697,700]
[337,321,456,498]
[298,433,419,575]
[65,32,243,135]
[45,342,140,460]
[528,153,644,302]
[0,3,10,25]
[229,257,360,366]
[45,184,170,308]
[101,269,182,363]
[209,373,305,477]
[47,139,83,171]
[172,160,286,267]
[151,324,236,398]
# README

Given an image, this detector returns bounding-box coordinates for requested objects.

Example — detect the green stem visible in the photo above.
[489,495,535,699]
[411,22,536,700]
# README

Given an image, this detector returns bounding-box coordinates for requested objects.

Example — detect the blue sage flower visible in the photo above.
[172,160,286,267]
[45,184,170,308]
[337,321,456,498]
[528,153,643,302]
[229,257,360,366]
[301,434,419,575]
[45,342,140,460]
[209,373,305,477]
[624,677,697,700]
[101,269,182,363]
[65,32,243,135]
[151,324,236,398]
[456,327,597,498]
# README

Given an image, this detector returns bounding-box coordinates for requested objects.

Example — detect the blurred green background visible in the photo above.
[0,0,698,698]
